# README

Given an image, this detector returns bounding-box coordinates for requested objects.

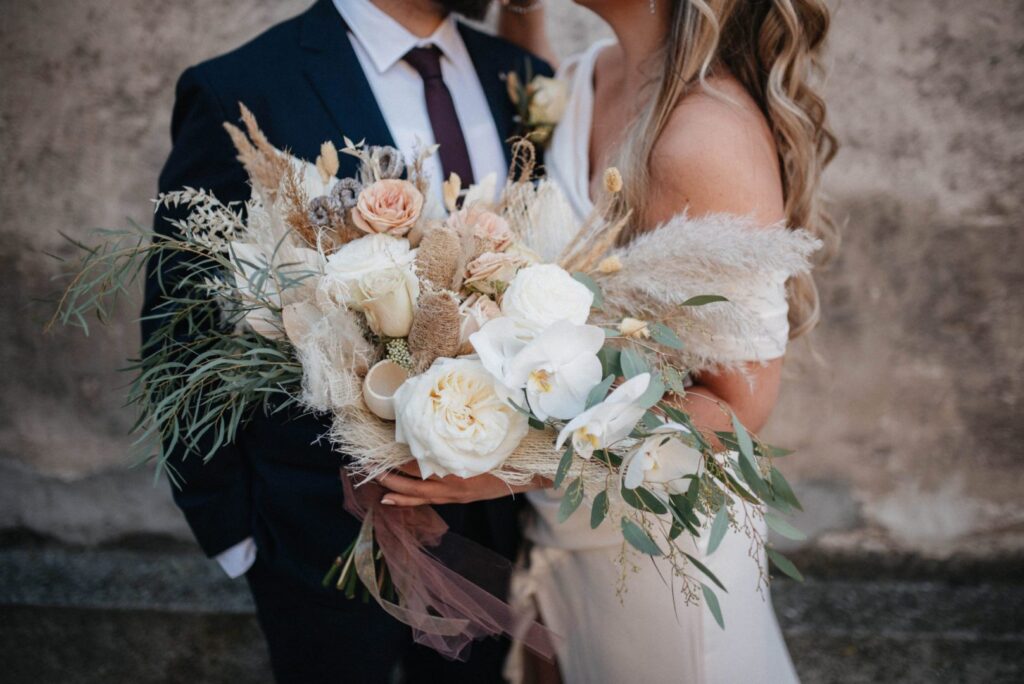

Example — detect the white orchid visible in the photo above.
[555,373,651,459]
[624,422,703,496]
[471,318,605,421]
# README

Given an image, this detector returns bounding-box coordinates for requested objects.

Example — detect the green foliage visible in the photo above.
[590,490,609,529]
[680,294,729,307]
[701,583,725,629]
[766,548,804,582]
[571,271,604,309]
[558,477,585,523]
[621,517,663,556]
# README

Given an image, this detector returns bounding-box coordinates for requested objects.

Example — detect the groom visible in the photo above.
[144,1,551,682]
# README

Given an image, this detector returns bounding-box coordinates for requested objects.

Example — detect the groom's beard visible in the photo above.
[437,0,493,20]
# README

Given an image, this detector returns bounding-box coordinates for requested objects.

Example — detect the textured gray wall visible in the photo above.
[1,1,1021,557]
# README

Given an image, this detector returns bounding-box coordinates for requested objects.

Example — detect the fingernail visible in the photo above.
[381,498,395,506]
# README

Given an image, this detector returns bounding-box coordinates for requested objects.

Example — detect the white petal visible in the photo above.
[624,451,652,490]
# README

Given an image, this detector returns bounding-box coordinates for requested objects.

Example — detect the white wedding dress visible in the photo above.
[515,40,800,684]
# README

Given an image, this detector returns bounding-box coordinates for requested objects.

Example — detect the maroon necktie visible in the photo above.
[403,46,475,185]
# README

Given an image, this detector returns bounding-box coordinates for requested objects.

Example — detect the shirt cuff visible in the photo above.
[214,537,257,579]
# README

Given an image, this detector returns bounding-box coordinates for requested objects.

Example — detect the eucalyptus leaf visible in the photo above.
[621,517,664,556]
[682,552,727,592]
[620,346,650,379]
[765,512,807,541]
[770,467,803,511]
[558,477,585,523]
[681,294,728,307]
[706,506,730,555]
[590,490,609,529]
[621,484,668,515]
[766,548,804,582]
[553,445,574,490]
[649,322,685,350]
[586,374,616,409]
[701,584,725,629]
[636,373,665,410]
[663,366,688,395]
[571,271,604,309]
[597,347,622,378]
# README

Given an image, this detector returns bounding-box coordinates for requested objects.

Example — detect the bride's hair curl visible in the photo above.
[617,0,838,338]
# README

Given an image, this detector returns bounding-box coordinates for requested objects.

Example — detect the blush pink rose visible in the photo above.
[352,179,424,237]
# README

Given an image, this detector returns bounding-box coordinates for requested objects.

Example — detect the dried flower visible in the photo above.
[603,167,623,194]
[371,145,405,180]
[316,141,340,184]
[415,227,461,291]
[442,173,462,213]
[331,177,363,210]
[352,179,424,237]
[596,255,623,274]
[619,317,650,339]
[307,195,341,229]
[407,291,462,372]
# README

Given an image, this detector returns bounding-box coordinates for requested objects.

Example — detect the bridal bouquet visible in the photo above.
[52,105,819,657]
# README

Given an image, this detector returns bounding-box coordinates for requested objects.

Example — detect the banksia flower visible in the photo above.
[415,227,461,290]
[307,195,341,229]
[407,291,462,372]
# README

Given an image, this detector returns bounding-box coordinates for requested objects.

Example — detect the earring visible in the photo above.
[649,0,656,14]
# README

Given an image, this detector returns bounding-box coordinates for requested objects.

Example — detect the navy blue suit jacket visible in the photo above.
[144,0,552,600]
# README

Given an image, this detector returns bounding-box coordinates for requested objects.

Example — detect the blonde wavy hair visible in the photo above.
[616,0,838,338]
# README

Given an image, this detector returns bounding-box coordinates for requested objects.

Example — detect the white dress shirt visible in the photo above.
[215,0,507,579]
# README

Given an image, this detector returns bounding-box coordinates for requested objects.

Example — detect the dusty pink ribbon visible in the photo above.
[341,472,558,661]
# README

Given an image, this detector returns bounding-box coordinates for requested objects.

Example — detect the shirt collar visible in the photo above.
[332,0,462,73]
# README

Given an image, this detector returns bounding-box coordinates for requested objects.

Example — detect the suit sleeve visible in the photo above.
[143,66,254,558]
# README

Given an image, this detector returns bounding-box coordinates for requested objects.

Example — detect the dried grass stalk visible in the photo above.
[222,103,290,201]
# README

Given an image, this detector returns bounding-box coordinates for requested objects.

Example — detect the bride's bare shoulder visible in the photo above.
[647,76,785,226]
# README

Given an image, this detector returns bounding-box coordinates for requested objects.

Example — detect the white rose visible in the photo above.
[556,374,651,459]
[360,266,419,338]
[501,264,594,332]
[394,358,529,478]
[318,233,416,311]
[624,423,702,496]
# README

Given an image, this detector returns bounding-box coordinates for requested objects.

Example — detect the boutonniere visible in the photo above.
[504,66,568,146]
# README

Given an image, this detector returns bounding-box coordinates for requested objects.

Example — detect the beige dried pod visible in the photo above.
[595,255,622,274]
[407,291,462,372]
[619,317,651,339]
[415,227,461,290]
[603,167,623,194]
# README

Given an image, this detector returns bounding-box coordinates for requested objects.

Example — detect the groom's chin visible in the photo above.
[436,0,493,21]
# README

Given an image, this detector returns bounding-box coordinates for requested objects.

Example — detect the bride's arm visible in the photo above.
[648,85,789,438]
[497,1,558,67]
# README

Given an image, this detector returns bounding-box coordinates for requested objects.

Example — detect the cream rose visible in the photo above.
[464,252,528,295]
[352,179,424,237]
[318,233,416,311]
[360,266,419,338]
[457,293,502,355]
[393,358,529,478]
[501,263,594,332]
[447,207,514,252]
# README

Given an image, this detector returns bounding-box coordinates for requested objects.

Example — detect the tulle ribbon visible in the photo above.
[341,472,559,661]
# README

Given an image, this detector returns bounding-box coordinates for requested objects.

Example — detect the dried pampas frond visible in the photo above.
[407,291,462,372]
[223,103,290,201]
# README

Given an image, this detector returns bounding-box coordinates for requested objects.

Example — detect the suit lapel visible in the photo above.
[299,0,395,170]
[458,23,515,167]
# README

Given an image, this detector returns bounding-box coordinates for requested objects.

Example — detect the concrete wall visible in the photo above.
[1,1,1021,557]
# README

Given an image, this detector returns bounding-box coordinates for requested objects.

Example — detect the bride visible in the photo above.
[497,0,837,682]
